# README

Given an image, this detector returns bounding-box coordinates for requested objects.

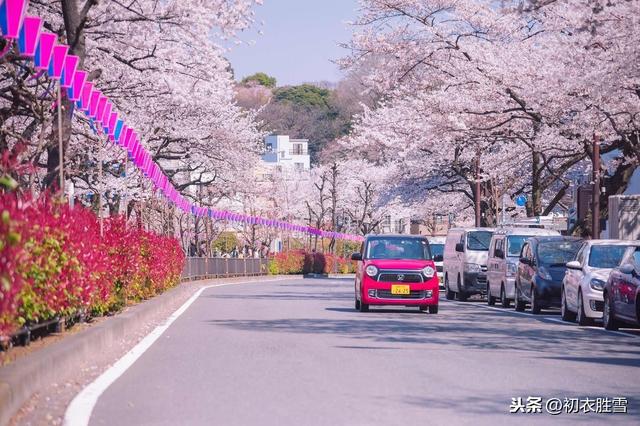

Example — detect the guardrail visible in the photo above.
[182,257,270,281]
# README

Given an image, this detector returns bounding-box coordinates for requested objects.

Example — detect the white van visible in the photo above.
[486,227,560,307]
[443,228,495,301]
[427,236,446,287]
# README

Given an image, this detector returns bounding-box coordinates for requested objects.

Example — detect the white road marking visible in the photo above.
[63,278,291,426]
[442,298,639,338]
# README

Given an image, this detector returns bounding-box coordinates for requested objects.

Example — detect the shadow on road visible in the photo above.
[202,278,640,369]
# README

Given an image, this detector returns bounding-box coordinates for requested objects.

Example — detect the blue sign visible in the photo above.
[515,195,528,207]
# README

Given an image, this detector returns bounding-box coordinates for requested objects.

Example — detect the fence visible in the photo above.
[182,257,270,281]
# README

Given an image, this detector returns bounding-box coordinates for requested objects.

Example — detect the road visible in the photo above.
[85,277,640,425]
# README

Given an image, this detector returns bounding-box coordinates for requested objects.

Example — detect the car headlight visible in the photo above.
[590,278,605,291]
[464,263,481,273]
[365,265,379,277]
[507,262,518,277]
[538,266,552,281]
[422,266,436,278]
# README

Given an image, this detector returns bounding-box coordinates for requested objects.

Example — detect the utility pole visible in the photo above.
[475,148,481,227]
[98,142,104,238]
[592,133,601,239]
[57,84,65,197]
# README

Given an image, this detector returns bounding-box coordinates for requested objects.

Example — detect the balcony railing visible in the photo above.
[289,149,308,156]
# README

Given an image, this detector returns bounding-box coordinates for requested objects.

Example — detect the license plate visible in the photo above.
[391,285,411,295]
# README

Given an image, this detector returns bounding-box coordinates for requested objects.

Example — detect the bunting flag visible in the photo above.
[0,1,364,243]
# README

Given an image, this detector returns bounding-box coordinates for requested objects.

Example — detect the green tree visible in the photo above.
[241,72,277,88]
[212,232,239,254]
[273,84,331,109]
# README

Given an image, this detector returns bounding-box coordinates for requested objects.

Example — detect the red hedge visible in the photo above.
[0,192,185,341]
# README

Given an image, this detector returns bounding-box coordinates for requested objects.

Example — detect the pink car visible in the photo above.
[351,235,441,314]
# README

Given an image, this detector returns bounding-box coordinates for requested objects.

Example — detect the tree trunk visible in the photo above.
[529,150,542,216]
[43,1,90,190]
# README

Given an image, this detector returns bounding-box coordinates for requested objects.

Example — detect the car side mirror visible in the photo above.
[433,254,443,262]
[455,243,464,253]
[495,249,504,259]
[619,263,636,276]
[351,252,363,261]
[566,261,582,270]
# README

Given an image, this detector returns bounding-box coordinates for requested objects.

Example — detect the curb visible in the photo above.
[0,275,280,426]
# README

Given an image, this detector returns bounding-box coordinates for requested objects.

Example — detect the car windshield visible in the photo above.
[589,245,634,268]
[430,244,444,258]
[467,231,493,251]
[507,236,528,257]
[634,248,640,266]
[537,241,581,265]
[366,238,431,260]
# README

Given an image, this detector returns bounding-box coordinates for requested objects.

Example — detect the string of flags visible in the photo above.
[0,0,364,242]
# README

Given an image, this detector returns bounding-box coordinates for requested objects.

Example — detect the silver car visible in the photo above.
[487,227,559,307]
[562,240,640,325]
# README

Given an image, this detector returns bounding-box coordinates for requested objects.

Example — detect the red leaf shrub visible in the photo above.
[0,192,185,342]
[303,252,326,274]
[268,250,354,275]
[324,254,356,274]
[268,250,305,274]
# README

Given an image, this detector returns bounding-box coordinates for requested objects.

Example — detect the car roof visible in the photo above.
[448,227,496,232]
[365,234,427,240]
[492,227,560,236]
[584,239,640,246]
[528,236,582,244]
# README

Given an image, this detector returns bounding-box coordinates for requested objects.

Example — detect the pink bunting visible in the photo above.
[17,16,42,57]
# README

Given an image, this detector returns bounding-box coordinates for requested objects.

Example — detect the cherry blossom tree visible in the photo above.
[339,0,639,226]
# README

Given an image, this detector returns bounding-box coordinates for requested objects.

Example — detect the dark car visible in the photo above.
[603,247,640,330]
[515,236,582,314]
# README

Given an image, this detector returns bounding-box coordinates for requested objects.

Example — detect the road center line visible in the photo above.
[63,278,291,426]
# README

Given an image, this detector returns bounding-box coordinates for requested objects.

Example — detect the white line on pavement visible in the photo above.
[63,277,291,426]
[442,298,639,338]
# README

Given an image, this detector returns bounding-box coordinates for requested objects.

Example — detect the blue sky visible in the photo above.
[226,0,359,86]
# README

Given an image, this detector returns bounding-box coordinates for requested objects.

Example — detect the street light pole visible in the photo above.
[57,84,65,197]
[592,133,601,239]
[475,148,481,227]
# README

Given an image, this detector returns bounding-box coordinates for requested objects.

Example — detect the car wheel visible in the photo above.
[514,283,526,312]
[603,292,619,331]
[577,290,594,326]
[561,287,576,322]
[530,286,542,314]
[355,297,361,311]
[358,300,369,312]
[445,275,455,300]
[500,284,511,308]
[428,305,438,314]
[487,283,496,306]
[457,275,468,302]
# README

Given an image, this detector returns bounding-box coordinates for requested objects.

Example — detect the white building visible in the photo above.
[262,135,311,172]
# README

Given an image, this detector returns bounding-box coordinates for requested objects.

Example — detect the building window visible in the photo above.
[291,144,305,155]
[280,150,286,159]
[266,142,273,152]
[294,163,304,171]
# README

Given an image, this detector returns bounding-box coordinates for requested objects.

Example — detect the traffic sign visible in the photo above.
[515,195,528,208]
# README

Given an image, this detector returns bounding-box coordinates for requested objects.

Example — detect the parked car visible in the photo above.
[351,234,441,313]
[428,236,446,288]
[515,236,582,314]
[562,240,640,325]
[487,228,560,307]
[603,247,640,330]
[443,227,495,301]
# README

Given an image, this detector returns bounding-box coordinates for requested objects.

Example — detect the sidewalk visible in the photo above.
[0,275,286,426]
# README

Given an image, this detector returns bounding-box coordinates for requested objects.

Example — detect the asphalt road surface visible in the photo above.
[87,278,640,426]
